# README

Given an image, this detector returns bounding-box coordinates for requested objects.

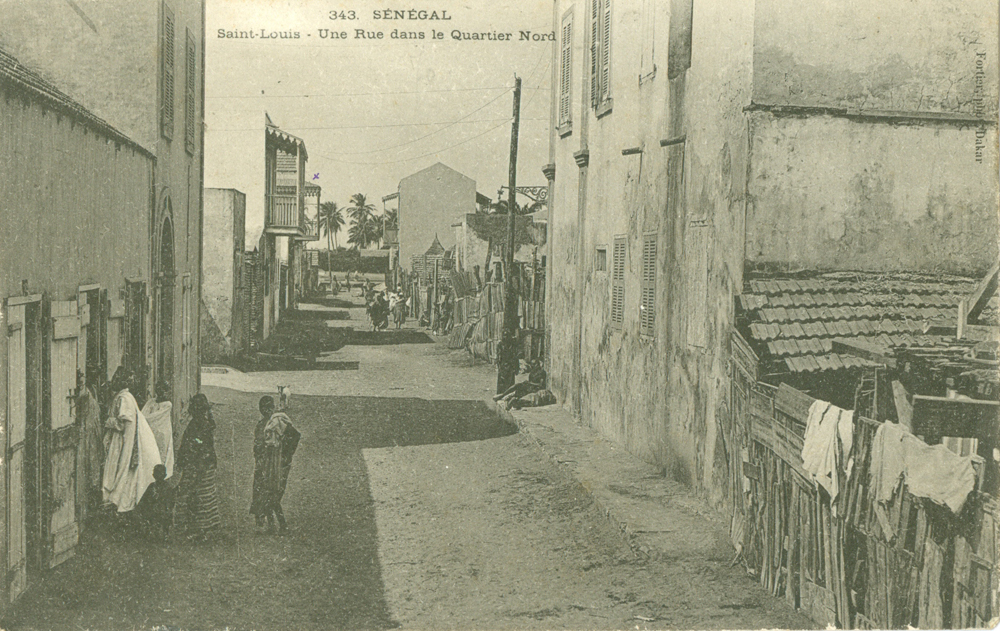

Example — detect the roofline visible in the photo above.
[0,51,154,160]
[266,123,308,160]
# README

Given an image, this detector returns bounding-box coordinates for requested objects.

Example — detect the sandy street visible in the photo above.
[2,294,809,631]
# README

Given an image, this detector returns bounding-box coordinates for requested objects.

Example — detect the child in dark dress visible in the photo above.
[137,464,172,541]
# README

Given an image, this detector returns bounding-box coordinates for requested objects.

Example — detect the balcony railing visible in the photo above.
[266,194,302,235]
[299,216,320,241]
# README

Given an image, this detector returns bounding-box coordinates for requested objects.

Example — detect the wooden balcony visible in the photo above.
[265,194,302,236]
[297,218,320,242]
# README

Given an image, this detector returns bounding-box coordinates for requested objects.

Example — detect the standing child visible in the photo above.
[136,464,172,541]
[251,396,301,534]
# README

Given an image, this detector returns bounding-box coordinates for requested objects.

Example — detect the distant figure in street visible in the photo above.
[176,393,222,540]
[103,367,162,514]
[136,464,172,541]
[251,396,301,535]
[390,292,406,329]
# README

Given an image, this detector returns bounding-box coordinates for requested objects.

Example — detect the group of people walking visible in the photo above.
[97,368,299,541]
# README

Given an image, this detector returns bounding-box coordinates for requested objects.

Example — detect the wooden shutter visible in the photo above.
[182,274,193,380]
[668,0,693,79]
[185,29,196,154]
[161,2,175,140]
[590,0,600,108]
[124,280,147,382]
[686,226,709,347]
[640,0,656,78]
[600,0,612,102]
[6,302,28,601]
[107,295,125,378]
[640,234,656,336]
[559,12,573,126]
[611,236,626,328]
[48,301,80,568]
[76,292,89,384]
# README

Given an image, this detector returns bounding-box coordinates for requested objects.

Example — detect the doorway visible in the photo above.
[156,215,175,392]
[82,288,106,389]
[13,300,46,586]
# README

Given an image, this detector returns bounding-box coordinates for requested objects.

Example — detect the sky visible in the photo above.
[204,0,554,247]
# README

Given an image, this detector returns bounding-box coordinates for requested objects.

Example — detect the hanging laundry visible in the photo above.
[869,421,976,513]
[801,399,854,501]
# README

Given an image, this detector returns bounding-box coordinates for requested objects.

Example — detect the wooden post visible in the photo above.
[431,258,439,330]
[497,77,522,393]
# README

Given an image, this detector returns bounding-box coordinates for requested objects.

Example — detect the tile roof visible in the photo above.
[738,272,986,374]
[0,47,152,158]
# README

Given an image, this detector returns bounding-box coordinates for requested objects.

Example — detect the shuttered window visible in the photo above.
[686,226,708,347]
[639,0,656,80]
[558,10,573,128]
[160,2,175,140]
[185,29,197,155]
[640,234,657,336]
[590,0,612,110]
[668,0,693,79]
[610,236,626,328]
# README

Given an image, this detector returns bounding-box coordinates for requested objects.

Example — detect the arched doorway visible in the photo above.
[156,211,175,387]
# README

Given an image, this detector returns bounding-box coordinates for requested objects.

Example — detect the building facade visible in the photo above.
[1,0,207,411]
[0,0,206,608]
[545,0,998,507]
[0,48,146,607]
[397,162,478,267]
[200,188,247,362]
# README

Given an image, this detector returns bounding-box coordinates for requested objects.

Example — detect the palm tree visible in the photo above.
[346,193,378,249]
[319,201,344,261]
[384,208,398,229]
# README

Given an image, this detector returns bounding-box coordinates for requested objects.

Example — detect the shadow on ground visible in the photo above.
[306,296,357,310]
[342,330,434,346]
[1,391,515,631]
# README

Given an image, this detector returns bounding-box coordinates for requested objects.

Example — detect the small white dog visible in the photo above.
[277,385,292,411]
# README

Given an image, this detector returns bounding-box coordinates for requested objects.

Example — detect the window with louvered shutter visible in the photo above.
[600,0,611,102]
[590,0,599,108]
[185,29,196,155]
[639,0,656,80]
[668,0,693,79]
[590,0,612,110]
[686,226,708,347]
[558,11,573,128]
[611,236,626,328]
[640,234,656,336]
[160,2,175,140]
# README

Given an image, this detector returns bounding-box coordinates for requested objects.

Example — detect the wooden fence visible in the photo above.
[730,359,998,629]
[449,262,545,365]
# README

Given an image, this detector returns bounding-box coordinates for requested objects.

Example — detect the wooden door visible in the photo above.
[6,302,28,601]
[107,296,125,379]
[76,293,89,387]
[48,300,80,567]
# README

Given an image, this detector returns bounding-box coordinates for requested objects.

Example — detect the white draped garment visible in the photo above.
[102,389,162,512]
[141,399,175,479]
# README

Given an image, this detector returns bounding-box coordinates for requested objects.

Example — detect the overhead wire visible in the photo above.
[322,86,513,155]
[311,54,550,166]
[312,119,512,166]
[207,86,547,99]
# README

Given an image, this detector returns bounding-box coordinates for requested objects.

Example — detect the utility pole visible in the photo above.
[497,76,521,394]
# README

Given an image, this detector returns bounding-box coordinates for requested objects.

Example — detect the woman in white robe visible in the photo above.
[102,369,162,513]
[141,380,175,479]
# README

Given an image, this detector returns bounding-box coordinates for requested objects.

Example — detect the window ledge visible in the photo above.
[596,98,613,119]
[558,121,573,138]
